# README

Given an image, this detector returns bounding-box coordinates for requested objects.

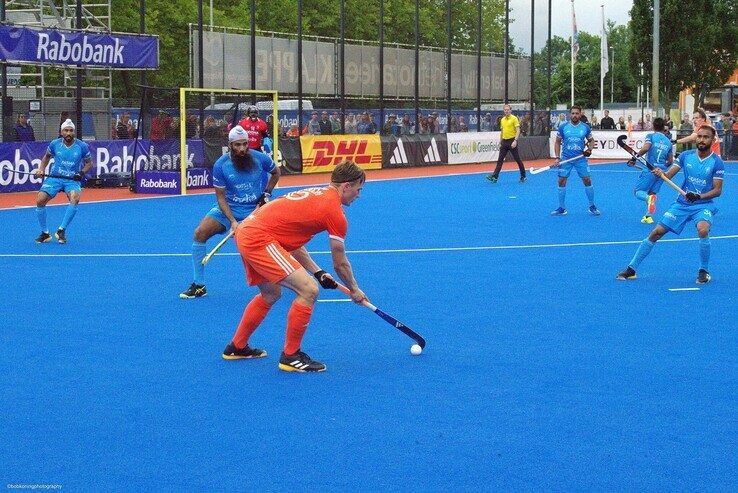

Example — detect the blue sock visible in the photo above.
[36,207,47,232]
[584,185,595,206]
[699,237,710,271]
[193,242,207,285]
[59,204,78,230]
[629,239,655,269]
[635,190,648,201]
[558,187,566,209]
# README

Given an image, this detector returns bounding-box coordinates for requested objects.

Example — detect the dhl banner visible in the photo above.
[300,135,383,174]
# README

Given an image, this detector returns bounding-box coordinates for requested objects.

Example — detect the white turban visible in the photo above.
[228,125,249,143]
[60,119,75,131]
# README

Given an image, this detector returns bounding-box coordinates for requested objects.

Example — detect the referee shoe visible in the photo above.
[279,350,327,373]
[180,282,207,299]
[222,342,267,360]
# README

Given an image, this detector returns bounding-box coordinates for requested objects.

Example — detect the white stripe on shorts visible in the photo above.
[266,243,295,276]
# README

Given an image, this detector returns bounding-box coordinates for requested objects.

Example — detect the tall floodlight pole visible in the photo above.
[76,0,83,136]
[611,47,614,103]
[504,0,509,103]
[529,0,534,128]
[547,0,552,130]
[652,0,660,115]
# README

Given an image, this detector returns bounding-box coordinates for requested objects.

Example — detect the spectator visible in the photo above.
[116,113,130,139]
[330,111,342,134]
[635,118,644,131]
[600,110,615,130]
[448,115,459,133]
[579,113,589,124]
[127,119,137,139]
[721,114,732,154]
[318,111,333,135]
[356,112,372,134]
[428,113,440,133]
[417,116,429,134]
[202,115,221,140]
[381,114,397,136]
[305,112,321,135]
[110,117,117,139]
[185,114,198,138]
[664,115,674,130]
[400,114,414,135]
[458,116,469,132]
[286,123,300,137]
[643,113,653,131]
[534,113,545,135]
[626,115,635,133]
[13,113,35,142]
[520,114,531,136]
[617,116,627,130]
[367,113,378,134]
[345,113,358,134]
[678,114,693,150]
[481,113,493,131]
[590,115,599,129]
[715,115,725,154]
[151,111,172,140]
[553,113,567,130]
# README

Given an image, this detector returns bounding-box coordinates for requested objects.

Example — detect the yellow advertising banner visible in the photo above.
[300,135,383,173]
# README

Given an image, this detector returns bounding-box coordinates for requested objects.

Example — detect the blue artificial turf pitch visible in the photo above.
[1,163,736,490]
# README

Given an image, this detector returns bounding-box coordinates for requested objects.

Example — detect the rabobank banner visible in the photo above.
[0,139,209,193]
[135,169,211,195]
[446,132,503,164]
[0,25,159,69]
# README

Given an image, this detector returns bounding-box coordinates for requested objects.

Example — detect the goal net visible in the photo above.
[132,87,279,194]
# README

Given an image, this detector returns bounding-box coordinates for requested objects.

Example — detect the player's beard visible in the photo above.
[232,150,254,171]
[697,141,710,152]
[63,134,74,145]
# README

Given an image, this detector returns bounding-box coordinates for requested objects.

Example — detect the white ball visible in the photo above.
[410,344,422,356]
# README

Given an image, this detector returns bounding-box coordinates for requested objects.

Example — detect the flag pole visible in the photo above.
[600,5,605,113]
[570,0,575,106]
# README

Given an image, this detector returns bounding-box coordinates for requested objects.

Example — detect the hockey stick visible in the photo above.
[530,154,588,175]
[0,165,84,181]
[202,230,234,266]
[334,281,426,349]
[616,135,686,196]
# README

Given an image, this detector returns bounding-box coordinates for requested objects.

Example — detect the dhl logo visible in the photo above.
[303,139,382,167]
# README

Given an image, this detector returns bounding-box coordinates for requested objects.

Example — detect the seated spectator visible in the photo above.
[481,113,493,131]
[381,114,397,135]
[286,123,301,137]
[617,116,626,130]
[185,114,199,138]
[330,111,342,134]
[110,117,117,139]
[428,113,440,133]
[356,112,374,134]
[318,111,333,135]
[116,113,130,139]
[345,113,358,134]
[458,116,468,132]
[417,116,429,134]
[400,114,414,135]
[304,112,321,135]
[202,116,221,140]
[448,116,459,133]
[13,113,35,142]
[590,115,599,129]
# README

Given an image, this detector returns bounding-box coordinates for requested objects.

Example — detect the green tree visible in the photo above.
[630,0,738,111]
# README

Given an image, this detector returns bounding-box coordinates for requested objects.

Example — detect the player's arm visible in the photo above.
[554,135,562,162]
[330,238,366,303]
[696,177,723,201]
[214,186,239,232]
[584,136,595,156]
[35,151,52,177]
[629,141,652,166]
[676,131,697,145]
[512,120,521,148]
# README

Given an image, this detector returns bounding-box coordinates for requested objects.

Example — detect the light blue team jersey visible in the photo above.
[557,121,592,161]
[645,132,673,170]
[674,150,724,205]
[47,138,91,177]
[212,149,276,217]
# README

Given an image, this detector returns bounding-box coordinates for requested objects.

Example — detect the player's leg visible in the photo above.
[55,186,82,244]
[223,281,281,359]
[551,171,570,215]
[634,172,658,223]
[616,224,668,280]
[509,145,526,181]
[34,190,53,243]
[180,212,227,298]
[695,212,714,283]
[578,163,599,215]
[487,140,510,182]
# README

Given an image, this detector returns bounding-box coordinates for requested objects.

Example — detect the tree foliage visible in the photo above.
[630,0,738,111]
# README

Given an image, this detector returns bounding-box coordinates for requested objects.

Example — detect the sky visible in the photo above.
[507,0,635,54]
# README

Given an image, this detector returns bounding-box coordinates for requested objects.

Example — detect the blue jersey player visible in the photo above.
[34,119,92,244]
[180,125,281,299]
[617,125,724,284]
[628,117,674,223]
[552,105,600,216]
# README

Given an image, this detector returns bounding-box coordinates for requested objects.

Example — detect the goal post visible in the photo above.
[178,87,279,195]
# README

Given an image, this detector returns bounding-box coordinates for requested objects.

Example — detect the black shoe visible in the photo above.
[179,282,207,299]
[35,231,51,243]
[222,342,267,360]
[278,350,326,373]
[55,228,66,244]
[616,266,637,280]
[696,269,711,284]
[520,175,527,183]
[486,174,498,183]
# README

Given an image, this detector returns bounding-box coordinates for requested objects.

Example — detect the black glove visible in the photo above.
[685,192,701,203]
[257,191,271,207]
[582,149,592,157]
[73,172,85,182]
[313,270,338,289]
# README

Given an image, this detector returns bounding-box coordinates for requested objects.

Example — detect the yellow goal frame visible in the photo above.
[178,88,279,195]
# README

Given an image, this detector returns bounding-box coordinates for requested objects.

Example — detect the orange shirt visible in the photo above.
[239,186,347,251]
[690,125,721,156]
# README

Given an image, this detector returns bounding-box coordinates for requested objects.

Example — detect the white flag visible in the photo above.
[600,5,609,79]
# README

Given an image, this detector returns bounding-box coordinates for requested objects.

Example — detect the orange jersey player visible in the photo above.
[221,160,368,373]
[237,105,269,150]
[676,108,721,156]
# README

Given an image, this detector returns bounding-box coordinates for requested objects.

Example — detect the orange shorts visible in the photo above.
[236,226,302,286]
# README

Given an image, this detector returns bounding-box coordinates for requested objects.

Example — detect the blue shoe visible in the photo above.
[588,205,601,216]
[550,207,567,216]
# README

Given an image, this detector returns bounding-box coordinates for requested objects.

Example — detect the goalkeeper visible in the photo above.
[180,125,280,299]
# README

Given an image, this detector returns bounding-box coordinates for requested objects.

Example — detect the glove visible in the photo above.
[73,172,85,182]
[582,149,592,157]
[257,192,271,207]
[627,158,636,167]
[313,270,338,289]
[685,192,701,203]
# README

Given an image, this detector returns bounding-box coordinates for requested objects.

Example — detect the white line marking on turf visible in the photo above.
[3,234,738,259]
[508,196,517,199]
[317,299,352,303]
[668,287,700,292]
